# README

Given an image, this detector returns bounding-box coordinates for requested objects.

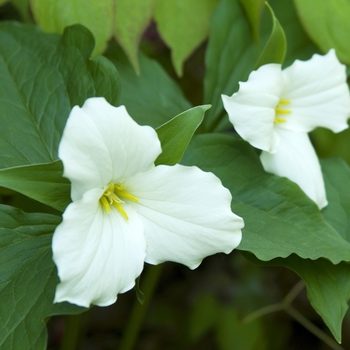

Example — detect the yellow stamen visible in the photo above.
[112,202,129,220]
[100,196,111,212]
[275,99,291,123]
[275,109,291,115]
[274,117,287,123]
[99,183,139,220]
[278,99,290,104]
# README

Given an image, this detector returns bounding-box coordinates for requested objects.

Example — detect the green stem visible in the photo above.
[282,280,305,307]
[119,264,163,350]
[243,280,305,324]
[60,314,81,350]
[286,307,344,350]
[243,302,283,323]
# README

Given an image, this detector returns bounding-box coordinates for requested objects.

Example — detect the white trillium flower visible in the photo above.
[53,97,243,308]
[222,50,350,209]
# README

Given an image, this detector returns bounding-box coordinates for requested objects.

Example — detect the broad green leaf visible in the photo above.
[0,0,8,5]
[114,0,156,74]
[203,0,259,132]
[254,2,286,68]
[294,0,350,64]
[155,105,210,166]
[283,257,350,343]
[0,23,120,169]
[10,0,31,22]
[182,134,350,262]
[0,205,85,350]
[238,0,264,42]
[154,0,219,76]
[30,0,114,55]
[267,0,318,67]
[321,158,350,241]
[248,254,350,343]
[0,161,70,212]
[105,44,191,128]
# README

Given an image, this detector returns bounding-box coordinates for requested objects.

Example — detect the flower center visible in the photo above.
[274,99,291,123]
[99,184,139,220]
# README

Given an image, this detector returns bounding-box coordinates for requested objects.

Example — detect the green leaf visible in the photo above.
[254,2,286,68]
[321,158,350,241]
[30,0,114,55]
[0,23,120,169]
[10,0,31,22]
[0,205,86,350]
[105,44,191,128]
[114,0,156,74]
[238,0,265,42]
[283,257,350,343]
[294,0,350,64]
[155,105,210,166]
[249,254,350,343]
[203,0,259,132]
[266,0,318,67]
[0,161,70,212]
[0,0,8,5]
[182,134,350,263]
[154,0,219,76]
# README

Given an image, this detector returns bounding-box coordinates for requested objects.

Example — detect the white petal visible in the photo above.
[52,188,146,307]
[222,64,284,153]
[59,97,161,201]
[126,165,243,269]
[260,129,327,209]
[281,50,350,133]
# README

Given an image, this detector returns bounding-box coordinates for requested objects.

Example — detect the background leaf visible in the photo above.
[0,23,120,170]
[154,0,219,77]
[203,0,258,132]
[254,2,286,68]
[0,161,70,212]
[182,134,350,263]
[321,158,350,241]
[238,0,265,42]
[105,44,191,128]
[0,205,86,350]
[30,0,114,55]
[294,0,350,64]
[114,0,155,74]
[155,105,210,166]
[248,253,350,343]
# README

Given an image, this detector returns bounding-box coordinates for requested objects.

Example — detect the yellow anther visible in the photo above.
[112,202,129,220]
[100,196,111,212]
[278,99,290,104]
[274,117,286,123]
[99,183,139,220]
[275,109,291,115]
[275,99,291,123]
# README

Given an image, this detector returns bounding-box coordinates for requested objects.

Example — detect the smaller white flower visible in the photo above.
[222,50,350,209]
[53,97,244,308]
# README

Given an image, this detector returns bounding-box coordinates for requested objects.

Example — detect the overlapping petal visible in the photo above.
[222,64,284,153]
[52,188,146,307]
[260,129,327,209]
[126,164,243,269]
[280,50,350,133]
[59,97,162,201]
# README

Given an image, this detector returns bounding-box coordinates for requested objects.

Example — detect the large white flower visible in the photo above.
[53,97,243,308]
[222,50,350,209]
